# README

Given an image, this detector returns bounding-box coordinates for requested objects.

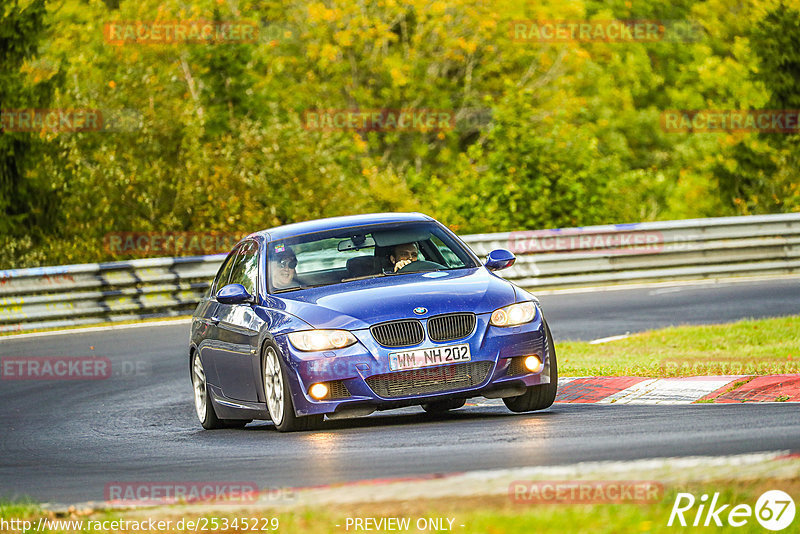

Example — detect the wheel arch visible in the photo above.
[188,344,198,374]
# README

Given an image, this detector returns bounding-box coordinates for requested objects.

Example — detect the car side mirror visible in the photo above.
[217,283,254,305]
[484,249,516,271]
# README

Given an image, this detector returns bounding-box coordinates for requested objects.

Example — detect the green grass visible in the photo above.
[0,499,39,520]
[2,478,797,533]
[558,315,800,377]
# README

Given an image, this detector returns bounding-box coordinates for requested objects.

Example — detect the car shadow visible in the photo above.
[243,406,559,432]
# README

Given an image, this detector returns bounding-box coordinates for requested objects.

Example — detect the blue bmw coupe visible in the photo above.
[190,213,557,431]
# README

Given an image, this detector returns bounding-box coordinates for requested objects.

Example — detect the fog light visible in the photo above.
[524,355,543,373]
[309,383,329,399]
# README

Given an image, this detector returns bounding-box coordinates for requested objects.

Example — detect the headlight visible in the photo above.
[490,301,538,327]
[287,330,357,351]
[309,383,329,399]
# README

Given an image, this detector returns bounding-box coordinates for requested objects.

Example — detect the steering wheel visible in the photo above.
[396,260,445,273]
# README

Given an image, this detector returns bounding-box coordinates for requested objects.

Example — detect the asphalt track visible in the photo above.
[0,277,798,505]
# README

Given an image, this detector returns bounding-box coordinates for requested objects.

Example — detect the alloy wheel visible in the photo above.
[263,347,285,425]
[192,356,208,423]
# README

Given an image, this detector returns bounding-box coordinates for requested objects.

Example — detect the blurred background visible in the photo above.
[1,0,798,268]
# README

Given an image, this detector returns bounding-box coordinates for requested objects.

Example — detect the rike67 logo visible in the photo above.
[668,490,795,530]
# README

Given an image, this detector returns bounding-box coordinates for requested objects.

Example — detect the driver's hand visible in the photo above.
[394,259,413,272]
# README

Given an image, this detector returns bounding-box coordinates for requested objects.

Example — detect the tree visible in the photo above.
[0,0,64,265]
[715,1,800,213]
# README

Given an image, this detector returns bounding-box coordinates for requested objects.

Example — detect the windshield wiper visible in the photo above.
[340,273,388,283]
[274,282,331,293]
[386,268,442,276]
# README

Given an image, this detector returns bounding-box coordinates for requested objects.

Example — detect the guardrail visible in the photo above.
[1,213,798,333]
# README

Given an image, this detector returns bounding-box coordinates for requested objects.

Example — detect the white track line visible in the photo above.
[531,273,800,295]
[589,333,631,344]
[0,318,192,341]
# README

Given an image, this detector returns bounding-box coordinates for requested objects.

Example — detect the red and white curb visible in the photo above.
[554,375,800,404]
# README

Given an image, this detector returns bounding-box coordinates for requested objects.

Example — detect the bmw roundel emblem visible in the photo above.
[413,307,427,315]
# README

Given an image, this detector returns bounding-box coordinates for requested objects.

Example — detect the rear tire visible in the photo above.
[192,353,225,429]
[503,320,558,413]
[192,353,254,429]
[422,398,466,413]
[262,343,324,432]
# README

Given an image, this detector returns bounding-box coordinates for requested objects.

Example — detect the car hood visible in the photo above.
[273,267,517,330]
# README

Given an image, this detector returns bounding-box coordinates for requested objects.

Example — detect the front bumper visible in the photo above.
[276,312,553,417]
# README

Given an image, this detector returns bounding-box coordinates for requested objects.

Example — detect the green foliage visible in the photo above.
[751,2,800,110]
[0,0,64,242]
[714,1,800,214]
[2,0,798,267]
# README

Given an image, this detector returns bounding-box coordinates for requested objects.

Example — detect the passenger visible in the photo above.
[271,247,300,289]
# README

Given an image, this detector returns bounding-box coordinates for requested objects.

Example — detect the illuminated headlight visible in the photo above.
[309,383,329,399]
[490,301,538,327]
[287,330,357,351]
[524,355,543,373]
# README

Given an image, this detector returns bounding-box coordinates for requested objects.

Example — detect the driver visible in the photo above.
[271,247,300,289]
[390,242,419,272]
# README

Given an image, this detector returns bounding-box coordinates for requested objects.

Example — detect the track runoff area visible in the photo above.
[1,280,798,532]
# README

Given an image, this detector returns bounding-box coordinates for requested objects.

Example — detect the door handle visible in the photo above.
[210,316,220,325]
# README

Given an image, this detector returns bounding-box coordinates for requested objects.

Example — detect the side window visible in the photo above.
[430,235,465,268]
[213,246,239,294]
[229,241,258,296]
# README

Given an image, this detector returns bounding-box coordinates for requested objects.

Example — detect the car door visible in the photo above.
[195,246,239,387]
[212,240,262,401]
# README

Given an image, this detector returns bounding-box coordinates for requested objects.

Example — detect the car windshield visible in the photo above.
[267,222,479,293]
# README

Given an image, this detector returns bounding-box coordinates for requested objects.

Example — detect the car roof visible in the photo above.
[249,212,435,241]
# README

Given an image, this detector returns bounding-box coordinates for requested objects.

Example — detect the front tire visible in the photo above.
[503,320,558,413]
[262,343,324,432]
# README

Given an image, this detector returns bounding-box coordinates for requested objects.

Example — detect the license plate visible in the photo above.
[389,344,471,371]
